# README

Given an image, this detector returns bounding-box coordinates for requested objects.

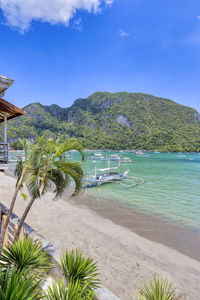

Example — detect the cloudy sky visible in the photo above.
[0,0,200,111]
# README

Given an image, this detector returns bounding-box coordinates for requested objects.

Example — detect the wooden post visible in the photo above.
[4,112,8,163]
[2,213,8,249]
[17,219,25,241]
[4,113,7,144]
[19,227,25,240]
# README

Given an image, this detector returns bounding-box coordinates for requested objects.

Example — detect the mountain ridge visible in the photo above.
[1,92,200,152]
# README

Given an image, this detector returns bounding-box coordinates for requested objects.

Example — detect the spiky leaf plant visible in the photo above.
[0,237,52,274]
[44,278,67,300]
[0,267,42,299]
[135,276,175,300]
[61,249,100,296]
[44,278,93,300]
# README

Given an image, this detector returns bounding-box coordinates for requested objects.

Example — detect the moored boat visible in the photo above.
[121,157,136,164]
[87,153,106,161]
[84,167,128,188]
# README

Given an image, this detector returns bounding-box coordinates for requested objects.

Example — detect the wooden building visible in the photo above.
[0,76,24,165]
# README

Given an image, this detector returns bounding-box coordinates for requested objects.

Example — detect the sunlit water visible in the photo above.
[74,151,200,230]
[10,151,200,230]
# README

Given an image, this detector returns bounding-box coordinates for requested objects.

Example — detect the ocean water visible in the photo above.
[9,150,200,231]
[75,151,200,231]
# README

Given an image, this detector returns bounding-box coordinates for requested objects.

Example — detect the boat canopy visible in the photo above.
[97,167,119,172]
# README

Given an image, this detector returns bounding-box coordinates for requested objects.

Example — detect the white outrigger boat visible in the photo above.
[87,153,106,161]
[84,166,128,188]
[84,159,144,188]
[110,154,120,161]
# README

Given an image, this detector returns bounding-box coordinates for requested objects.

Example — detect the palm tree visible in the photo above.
[14,138,85,241]
[0,138,43,250]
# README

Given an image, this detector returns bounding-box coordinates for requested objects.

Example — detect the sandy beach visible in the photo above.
[0,171,200,299]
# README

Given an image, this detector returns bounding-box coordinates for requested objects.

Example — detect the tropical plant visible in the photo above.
[14,138,85,241]
[45,249,100,300]
[0,237,52,274]
[44,278,93,300]
[61,249,100,292]
[0,137,43,250]
[135,276,175,300]
[0,237,99,299]
[0,267,43,299]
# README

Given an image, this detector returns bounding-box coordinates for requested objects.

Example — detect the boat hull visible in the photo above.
[84,172,128,188]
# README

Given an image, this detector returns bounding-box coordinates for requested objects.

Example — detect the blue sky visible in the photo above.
[0,0,200,111]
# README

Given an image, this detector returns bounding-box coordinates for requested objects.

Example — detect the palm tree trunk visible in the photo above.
[14,196,35,242]
[0,186,20,250]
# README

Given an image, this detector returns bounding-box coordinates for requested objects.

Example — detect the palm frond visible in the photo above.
[45,168,69,198]
[21,138,33,161]
[54,161,84,196]
[54,139,85,162]
[14,158,24,187]
[25,171,41,200]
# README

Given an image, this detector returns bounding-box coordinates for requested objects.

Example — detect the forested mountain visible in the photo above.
[1,92,200,151]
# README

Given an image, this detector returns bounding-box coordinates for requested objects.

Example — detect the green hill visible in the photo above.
[1,92,200,151]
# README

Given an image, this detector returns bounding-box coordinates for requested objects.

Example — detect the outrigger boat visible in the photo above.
[121,157,136,164]
[87,153,106,161]
[84,158,144,188]
[84,166,128,188]
[110,154,120,161]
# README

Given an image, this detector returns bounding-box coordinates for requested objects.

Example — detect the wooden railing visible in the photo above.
[0,211,25,249]
[0,143,9,163]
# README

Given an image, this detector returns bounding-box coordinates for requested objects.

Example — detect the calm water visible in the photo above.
[76,151,200,231]
[10,150,200,230]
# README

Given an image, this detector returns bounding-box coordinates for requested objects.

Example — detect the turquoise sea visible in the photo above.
[9,150,200,231]
[72,151,200,231]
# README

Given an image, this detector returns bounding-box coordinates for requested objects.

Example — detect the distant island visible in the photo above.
[1,92,200,152]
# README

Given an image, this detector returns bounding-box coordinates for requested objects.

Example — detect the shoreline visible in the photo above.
[0,172,200,299]
[68,189,200,262]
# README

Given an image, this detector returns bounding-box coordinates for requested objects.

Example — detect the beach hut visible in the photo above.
[0,75,24,165]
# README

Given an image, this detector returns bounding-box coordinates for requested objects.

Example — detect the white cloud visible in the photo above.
[197,16,200,20]
[119,29,130,38]
[105,0,113,6]
[72,17,82,31]
[0,0,114,33]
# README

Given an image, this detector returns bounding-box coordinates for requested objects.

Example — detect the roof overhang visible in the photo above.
[0,98,25,123]
[0,75,14,97]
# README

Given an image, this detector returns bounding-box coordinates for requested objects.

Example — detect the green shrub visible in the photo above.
[135,276,175,300]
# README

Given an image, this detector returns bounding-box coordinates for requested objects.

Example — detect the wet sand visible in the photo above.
[69,190,200,262]
[0,172,200,299]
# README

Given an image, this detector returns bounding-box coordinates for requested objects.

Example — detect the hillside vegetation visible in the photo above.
[1,92,200,151]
